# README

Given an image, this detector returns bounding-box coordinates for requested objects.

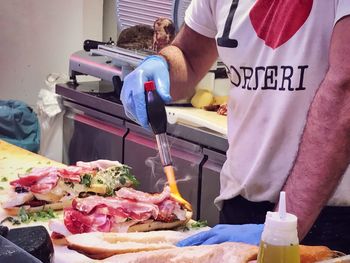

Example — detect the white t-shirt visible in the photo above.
[185,0,350,206]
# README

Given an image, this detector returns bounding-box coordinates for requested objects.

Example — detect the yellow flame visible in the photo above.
[163,165,192,211]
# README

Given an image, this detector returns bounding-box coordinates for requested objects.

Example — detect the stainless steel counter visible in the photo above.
[56,81,228,153]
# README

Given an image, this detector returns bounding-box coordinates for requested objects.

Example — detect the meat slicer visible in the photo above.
[69,0,193,97]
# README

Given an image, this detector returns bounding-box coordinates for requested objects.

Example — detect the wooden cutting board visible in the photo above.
[0,140,64,181]
[165,107,227,137]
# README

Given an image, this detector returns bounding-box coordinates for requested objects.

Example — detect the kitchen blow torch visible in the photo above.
[144,80,192,211]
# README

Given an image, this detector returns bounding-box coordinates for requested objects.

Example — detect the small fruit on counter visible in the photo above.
[191,89,214,109]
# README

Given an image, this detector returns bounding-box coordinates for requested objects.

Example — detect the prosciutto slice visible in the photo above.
[64,208,112,234]
[10,167,59,194]
[58,166,95,183]
[76,159,122,170]
[157,198,187,222]
[29,173,59,194]
[217,103,228,116]
[9,165,96,194]
[115,186,171,204]
[61,186,187,236]
[64,195,160,234]
[72,195,159,221]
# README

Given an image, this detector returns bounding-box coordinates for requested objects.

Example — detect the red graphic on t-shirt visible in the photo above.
[249,0,313,49]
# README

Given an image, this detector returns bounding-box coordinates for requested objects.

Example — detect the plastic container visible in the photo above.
[257,192,300,263]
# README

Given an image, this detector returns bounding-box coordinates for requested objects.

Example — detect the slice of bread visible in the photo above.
[100,242,259,263]
[67,231,186,259]
[299,245,334,263]
[51,235,68,246]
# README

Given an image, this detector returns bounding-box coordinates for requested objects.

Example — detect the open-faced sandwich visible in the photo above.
[49,186,192,245]
[1,160,139,216]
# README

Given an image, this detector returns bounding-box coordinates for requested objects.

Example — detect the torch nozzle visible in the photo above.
[155,133,173,166]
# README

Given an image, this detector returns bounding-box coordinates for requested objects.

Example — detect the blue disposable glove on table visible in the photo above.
[177,224,264,247]
[120,55,171,128]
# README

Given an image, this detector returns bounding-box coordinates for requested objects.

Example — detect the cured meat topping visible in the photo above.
[63,187,184,234]
[115,186,171,204]
[10,167,60,194]
[217,103,228,116]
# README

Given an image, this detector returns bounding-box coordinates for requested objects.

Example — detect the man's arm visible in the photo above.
[159,24,219,101]
[282,16,350,240]
[120,24,217,128]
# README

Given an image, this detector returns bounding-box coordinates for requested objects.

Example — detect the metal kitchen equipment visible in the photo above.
[69,0,193,95]
[69,0,227,101]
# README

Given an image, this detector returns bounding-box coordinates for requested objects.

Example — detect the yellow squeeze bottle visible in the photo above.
[257,192,300,263]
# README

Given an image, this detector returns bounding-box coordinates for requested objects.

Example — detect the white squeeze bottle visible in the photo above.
[257,191,300,263]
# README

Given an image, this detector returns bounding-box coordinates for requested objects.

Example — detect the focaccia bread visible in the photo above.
[299,245,334,263]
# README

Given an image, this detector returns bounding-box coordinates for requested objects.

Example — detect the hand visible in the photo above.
[120,55,172,128]
[177,224,264,247]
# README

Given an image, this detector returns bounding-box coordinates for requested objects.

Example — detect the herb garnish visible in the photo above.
[119,176,127,185]
[19,207,30,222]
[191,220,208,229]
[93,165,140,196]
[117,166,139,187]
[80,174,92,187]
[25,167,33,173]
[183,220,209,231]
[0,209,56,226]
[0,177,8,182]
[97,178,104,184]
[1,216,21,225]
[105,187,114,196]
[18,207,57,224]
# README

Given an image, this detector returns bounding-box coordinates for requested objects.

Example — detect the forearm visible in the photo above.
[280,16,350,240]
[282,76,350,240]
[159,25,218,101]
[159,45,198,100]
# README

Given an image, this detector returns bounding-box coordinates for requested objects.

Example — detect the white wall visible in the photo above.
[0,0,103,108]
[103,0,118,41]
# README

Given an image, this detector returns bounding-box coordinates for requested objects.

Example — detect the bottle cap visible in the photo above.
[264,191,297,231]
[278,191,287,219]
[144,81,156,91]
[259,192,300,248]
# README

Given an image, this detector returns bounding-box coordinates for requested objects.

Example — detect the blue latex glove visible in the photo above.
[177,224,264,247]
[121,55,171,128]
